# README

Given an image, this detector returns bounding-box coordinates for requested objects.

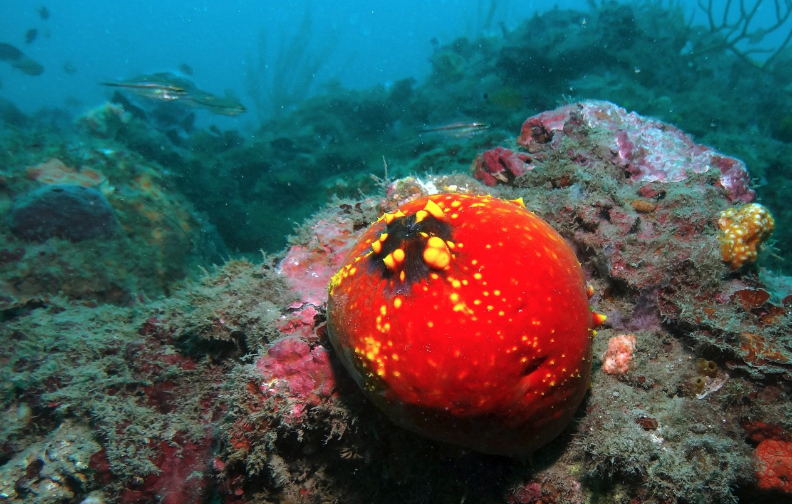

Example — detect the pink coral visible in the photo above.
[602,334,637,375]
[471,147,533,186]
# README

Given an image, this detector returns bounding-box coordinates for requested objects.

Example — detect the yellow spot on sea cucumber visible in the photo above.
[393,248,405,262]
[423,236,451,269]
[423,199,446,220]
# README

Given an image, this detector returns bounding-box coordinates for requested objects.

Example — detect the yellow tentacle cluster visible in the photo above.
[717,203,774,270]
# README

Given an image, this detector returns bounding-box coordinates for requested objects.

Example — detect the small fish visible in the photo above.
[0,42,43,75]
[186,90,246,116]
[419,121,490,138]
[37,6,49,19]
[25,29,38,44]
[62,62,77,74]
[12,57,44,76]
[179,63,194,76]
[101,73,189,102]
[102,81,186,101]
[0,42,24,61]
[104,72,245,116]
[0,42,44,75]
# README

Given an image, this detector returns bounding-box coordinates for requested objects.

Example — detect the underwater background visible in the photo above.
[1,0,792,503]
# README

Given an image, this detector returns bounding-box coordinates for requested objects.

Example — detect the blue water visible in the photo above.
[2,1,542,123]
[10,0,785,126]
[4,0,790,130]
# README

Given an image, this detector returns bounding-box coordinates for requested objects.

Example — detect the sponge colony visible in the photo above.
[8,184,117,242]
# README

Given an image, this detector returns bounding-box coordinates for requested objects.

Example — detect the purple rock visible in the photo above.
[8,184,117,242]
[516,100,755,203]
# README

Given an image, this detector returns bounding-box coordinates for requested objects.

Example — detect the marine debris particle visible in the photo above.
[327,193,605,457]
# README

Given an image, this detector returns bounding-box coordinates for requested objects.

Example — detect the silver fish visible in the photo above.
[419,121,490,138]
[185,90,246,116]
[101,73,189,102]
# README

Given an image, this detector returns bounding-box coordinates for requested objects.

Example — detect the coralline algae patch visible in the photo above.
[256,336,337,424]
[278,200,380,306]
[327,193,604,457]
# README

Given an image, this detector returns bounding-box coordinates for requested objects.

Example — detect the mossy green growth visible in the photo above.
[0,257,293,492]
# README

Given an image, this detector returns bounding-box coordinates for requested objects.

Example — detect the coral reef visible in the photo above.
[3,94,791,503]
[2,1,792,502]
[256,336,337,424]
